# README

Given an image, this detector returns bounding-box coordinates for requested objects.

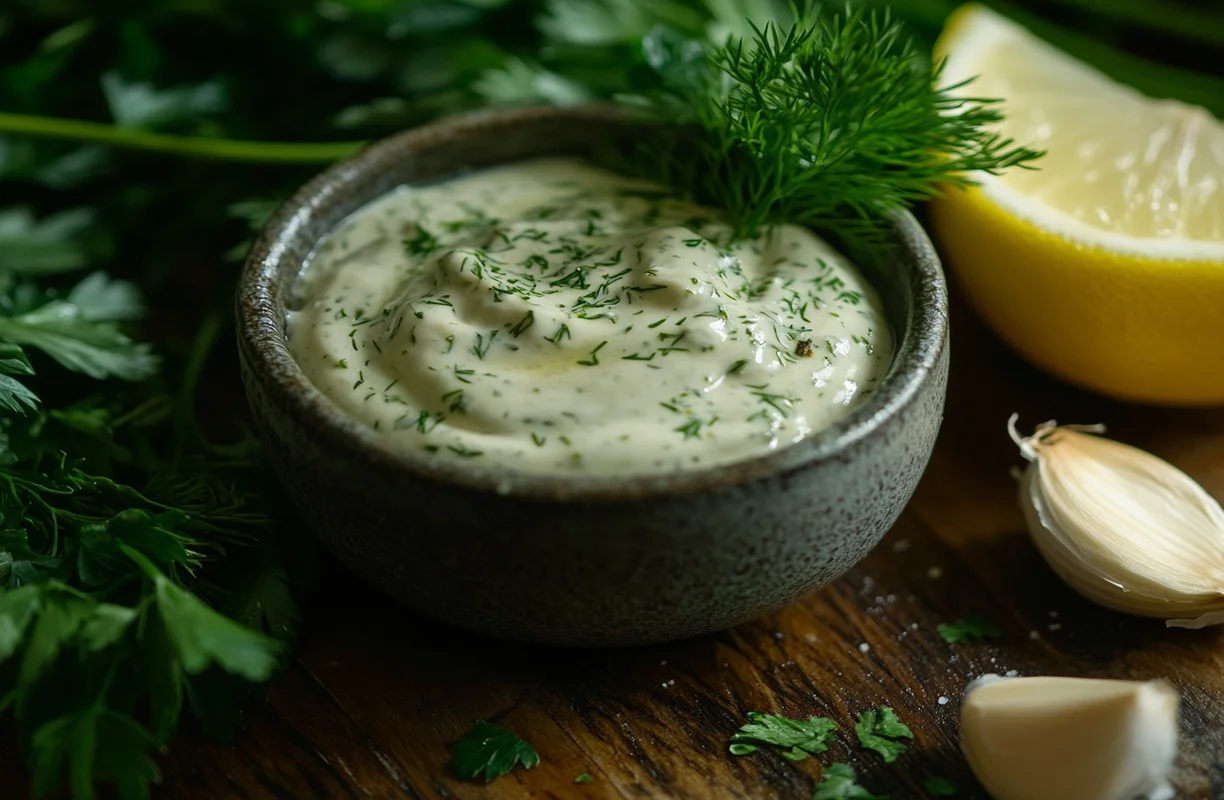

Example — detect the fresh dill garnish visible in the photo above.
[404,225,440,257]
[576,341,607,366]
[613,3,1043,251]
[471,330,498,360]
[509,310,535,337]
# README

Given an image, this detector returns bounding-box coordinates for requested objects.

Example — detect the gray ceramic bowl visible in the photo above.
[238,105,949,647]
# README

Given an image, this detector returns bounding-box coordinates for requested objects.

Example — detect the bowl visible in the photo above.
[237,105,950,647]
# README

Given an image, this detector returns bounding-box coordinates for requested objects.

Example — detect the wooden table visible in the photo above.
[6,289,1223,799]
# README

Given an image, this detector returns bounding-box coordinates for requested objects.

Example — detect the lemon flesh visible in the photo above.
[930,4,1224,405]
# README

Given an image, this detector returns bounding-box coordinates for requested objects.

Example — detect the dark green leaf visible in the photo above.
[937,614,1001,644]
[0,295,158,381]
[224,563,300,641]
[18,591,92,686]
[923,777,958,796]
[0,207,93,275]
[67,272,145,322]
[813,763,890,800]
[101,72,226,129]
[78,603,137,652]
[30,707,160,800]
[148,563,281,681]
[574,772,593,783]
[0,584,43,660]
[0,342,38,413]
[854,707,913,763]
[728,711,837,760]
[451,720,540,782]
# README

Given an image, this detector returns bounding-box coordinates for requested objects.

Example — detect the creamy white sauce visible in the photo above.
[288,158,892,476]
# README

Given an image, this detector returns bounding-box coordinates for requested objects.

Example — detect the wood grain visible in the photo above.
[6,288,1224,799]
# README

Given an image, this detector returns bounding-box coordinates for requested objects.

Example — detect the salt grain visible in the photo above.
[1029,630,1041,640]
[1049,623,1063,632]
[928,566,943,579]
[859,643,871,653]
[938,696,949,705]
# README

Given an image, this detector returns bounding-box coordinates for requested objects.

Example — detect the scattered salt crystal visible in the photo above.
[1029,630,1041,640]
[875,596,885,604]
[1049,610,1060,618]
[1049,623,1063,631]
[774,632,785,640]
[910,623,919,630]
[660,660,668,666]
[938,696,949,705]
[859,643,871,653]
[893,539,911,552]
[886,594,896,603]
[928,566,943,579]
[805,633,818,643]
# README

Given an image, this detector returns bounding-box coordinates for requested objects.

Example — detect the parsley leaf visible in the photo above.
[729,711,838,761]
[451,721,540,782]
[30,706,160,800]
[574,772,593,783]
[937,614,1002,644]
[924,777,958,796]
[0,342,38,412]
[854,707,913,763]
[813,763,890,800]
[0,207,93,275]
[0,272,157,381]
[101,71,226,130]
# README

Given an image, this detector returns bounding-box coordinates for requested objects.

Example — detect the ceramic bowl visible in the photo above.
[237,105,950,647]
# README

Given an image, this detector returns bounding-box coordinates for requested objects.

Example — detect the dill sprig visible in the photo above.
[614,4,1043,249]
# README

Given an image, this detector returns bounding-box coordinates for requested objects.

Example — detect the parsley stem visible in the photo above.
[0,112,365,163]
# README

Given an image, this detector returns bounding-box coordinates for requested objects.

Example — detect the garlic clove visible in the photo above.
[961,675,1179,800]
[1010,414,1224,626]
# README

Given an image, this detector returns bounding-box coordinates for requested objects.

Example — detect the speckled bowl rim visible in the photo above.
[239,105,948,503]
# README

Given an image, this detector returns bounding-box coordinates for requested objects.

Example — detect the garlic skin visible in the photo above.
[1010,414,1224,627]
[961,675,1179,800]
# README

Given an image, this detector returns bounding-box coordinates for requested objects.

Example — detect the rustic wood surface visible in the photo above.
[5,288,1223,799]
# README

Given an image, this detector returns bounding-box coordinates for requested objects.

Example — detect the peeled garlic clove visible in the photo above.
[961,675,1179,800]
[1009,414,1224,627]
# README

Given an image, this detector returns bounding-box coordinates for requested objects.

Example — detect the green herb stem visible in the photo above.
[0,112,365,164]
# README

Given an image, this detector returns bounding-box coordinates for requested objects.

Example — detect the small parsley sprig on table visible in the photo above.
[451,721,540,783]
[729,711,838,761]
[854,707,914,763]
[937,614,1002,644]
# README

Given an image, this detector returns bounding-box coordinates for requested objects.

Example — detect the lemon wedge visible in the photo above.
[930,4,1224,405]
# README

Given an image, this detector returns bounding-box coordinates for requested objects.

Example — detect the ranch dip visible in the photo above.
[287,158,892,476]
